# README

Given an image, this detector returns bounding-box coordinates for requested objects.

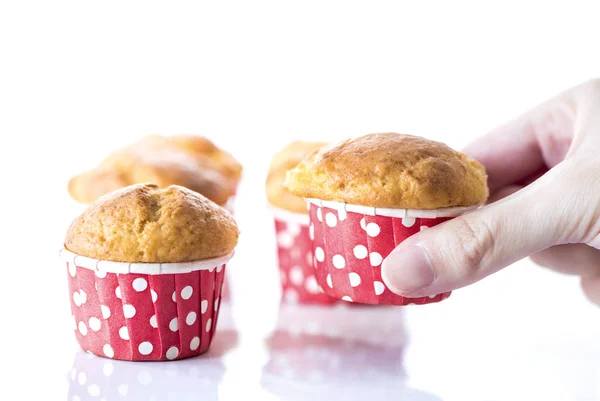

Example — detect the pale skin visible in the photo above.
[381,78,600,305]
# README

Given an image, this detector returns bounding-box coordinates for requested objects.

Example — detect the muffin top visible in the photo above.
[266,141,327,213]
[286,133,488,209]
[65,184,239,263]
[68,135,242,206]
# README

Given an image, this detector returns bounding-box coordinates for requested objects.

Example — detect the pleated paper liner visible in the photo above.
[61,249,232,361]
[271,206,339,305]
[307,198,478,305]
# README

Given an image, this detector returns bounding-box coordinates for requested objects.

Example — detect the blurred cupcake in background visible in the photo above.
[68,134,242,212]
[286,133,488,306]
[61,184,239,361]
[266,141,338,305]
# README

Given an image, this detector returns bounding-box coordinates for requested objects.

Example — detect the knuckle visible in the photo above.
[585,77,600,93]
[449,216,496,277]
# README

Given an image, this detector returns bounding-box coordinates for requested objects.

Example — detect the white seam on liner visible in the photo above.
[269,205,310,225]
[305,198,479,218]
[59,249,234,275]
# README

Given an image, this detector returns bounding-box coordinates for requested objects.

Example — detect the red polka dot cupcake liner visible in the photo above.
[272,207,339,305]
[307,198,476,305]
[61,249,232,361]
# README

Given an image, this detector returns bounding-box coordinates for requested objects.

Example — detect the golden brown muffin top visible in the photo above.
[266,141,327,213]
[286,133,488,209]
[65,184,239,263]
[68,135,242,206]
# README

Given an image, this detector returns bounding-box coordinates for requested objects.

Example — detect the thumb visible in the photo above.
[381,167,574,297]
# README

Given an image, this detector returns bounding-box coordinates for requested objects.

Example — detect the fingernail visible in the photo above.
[381,244,435,294]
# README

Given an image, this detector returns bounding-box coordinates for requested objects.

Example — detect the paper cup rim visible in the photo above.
[269,204,310,225]
[59,249,234,275]
[305,198,480,218]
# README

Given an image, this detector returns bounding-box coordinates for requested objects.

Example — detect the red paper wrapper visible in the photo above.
[61,249,232,361]
[308,199,475,305]
[273,207,338,305]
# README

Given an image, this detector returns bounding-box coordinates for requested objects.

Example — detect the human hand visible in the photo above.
[381,78,600,305]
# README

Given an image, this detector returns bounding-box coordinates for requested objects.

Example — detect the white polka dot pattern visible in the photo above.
[100,305,111,319]
[103,344,114,358]
[119,326,129,340]
[307,202,453,305]
[353,245,368,259]
[180,286,193,300]
[138,342,153,355]
[348,272,361,287]
[402,217,416,227]
[186,312,197,326]
[132,278,148,292]
[332,254,345,269]
[166,346,179,360]
[369,252,383,267]
[272,214,339,305]
[325,212,337,227]
[89,317,101,331]
[169,318,178,332]
[65,260,228,360]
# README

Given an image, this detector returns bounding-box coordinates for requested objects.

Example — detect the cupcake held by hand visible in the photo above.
[286,133,488,305]
[62,183,239,360]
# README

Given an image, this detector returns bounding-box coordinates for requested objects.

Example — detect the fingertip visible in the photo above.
[581,276,600,306]
[381,242,435,296]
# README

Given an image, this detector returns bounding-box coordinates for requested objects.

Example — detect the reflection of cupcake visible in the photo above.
[62,184,239,361]
[67,304,237,401]
[68,134,242,208]
[286,133,488,305]
[67,346,227,401]
[261,304,423,400]
[266,141,337,304]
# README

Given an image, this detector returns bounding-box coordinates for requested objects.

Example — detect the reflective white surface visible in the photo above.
[2,183,598,401]
[3,2,600,399]
[0,176,596,401]
[42,263,600,401]
[57,275,600,401]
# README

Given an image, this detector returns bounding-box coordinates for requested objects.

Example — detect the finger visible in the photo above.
[581,276,600,306]
[381,167,575,297]
[530,244,600,278]
[463,116,545,193]
[463,83,582,193]
[488,185,522,203]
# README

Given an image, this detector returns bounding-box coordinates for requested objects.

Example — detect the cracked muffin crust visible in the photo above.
[285,133,488,209]
[65,184,239,263]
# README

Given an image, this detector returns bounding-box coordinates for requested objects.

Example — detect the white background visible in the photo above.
[1,1,599,400]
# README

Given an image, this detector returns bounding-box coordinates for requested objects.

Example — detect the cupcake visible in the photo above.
[286,133,488,305]
[68,134,242,208]
[61,183,239,360]
[266,141,338,305]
